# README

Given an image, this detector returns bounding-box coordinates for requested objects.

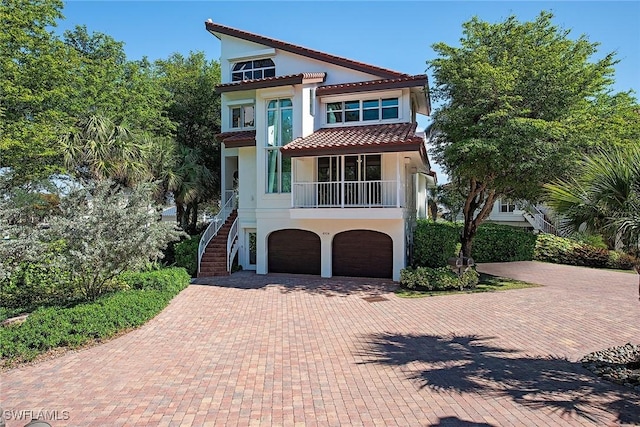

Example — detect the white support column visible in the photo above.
[396,153,401,208]
[320,232,332,278]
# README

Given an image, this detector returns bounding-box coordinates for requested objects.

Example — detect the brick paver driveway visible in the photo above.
[1,261,639,426]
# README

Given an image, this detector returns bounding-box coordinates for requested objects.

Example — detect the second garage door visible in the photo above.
[268,229,321,275]
[332,230,393,278]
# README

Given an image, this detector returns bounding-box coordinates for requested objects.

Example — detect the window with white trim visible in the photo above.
[230,105,255,129]
[326,97,399,124]
[266,98,293,193]
[500,200,517,213]
[232,58,275,81]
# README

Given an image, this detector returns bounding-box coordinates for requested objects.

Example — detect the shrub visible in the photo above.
[471,223,536,262]
[570,232,608,249]
[119,267,191,293]
[534,234,581,264]
[400,266,479,291]
[174,234,201,277]
[535,233,636,269]
[413,221,460,268]
[608,251,639,270]
[1,267,190,364]
[568,245,610,268]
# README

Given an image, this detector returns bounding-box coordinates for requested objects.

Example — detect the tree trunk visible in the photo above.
[428,200,438,222]
[460,178,498,258]
[176,202,185,229]
[183,204,191,231]
[189,201,199,234]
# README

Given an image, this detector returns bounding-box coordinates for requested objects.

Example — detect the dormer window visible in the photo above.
[230,104,255,129]
[232,59,276,81]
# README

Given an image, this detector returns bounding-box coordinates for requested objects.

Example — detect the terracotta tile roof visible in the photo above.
[206,21,407,80]
[215,130,256,148]
[316,75,428,96]
[281,123,424,157]
[216,73,326,94]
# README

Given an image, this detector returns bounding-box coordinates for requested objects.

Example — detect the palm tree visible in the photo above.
[60,115,150,186]
[172,145,216,233]
[142,135,182,205]
[544,145,640,254]
[545,146,640,298]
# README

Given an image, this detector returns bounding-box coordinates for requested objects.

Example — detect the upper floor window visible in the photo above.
[500,200,517,213]
[266,98,293,193]
[230,105,255,129]
[326,97,399,124]
[232,58,275,81]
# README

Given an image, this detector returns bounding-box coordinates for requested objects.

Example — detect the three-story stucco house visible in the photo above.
[198,21,436,281]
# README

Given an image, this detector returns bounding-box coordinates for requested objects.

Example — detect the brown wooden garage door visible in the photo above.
[332,230,392,278]
[268,229,321,275]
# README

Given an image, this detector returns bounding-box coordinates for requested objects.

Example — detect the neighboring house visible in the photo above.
[487,199,559,234]
[199,21,436,280]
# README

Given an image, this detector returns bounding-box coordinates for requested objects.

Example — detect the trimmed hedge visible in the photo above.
[413,221,460,268]
[471,223,536,263]
[1,267,190,364]
[400,266,479,291]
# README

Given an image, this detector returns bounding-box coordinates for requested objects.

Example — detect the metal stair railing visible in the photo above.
[198,190,237,275]
[523,203,558,235]
[226,216,239,272]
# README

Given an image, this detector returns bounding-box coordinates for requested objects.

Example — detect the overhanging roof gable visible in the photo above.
[206,21,408,80]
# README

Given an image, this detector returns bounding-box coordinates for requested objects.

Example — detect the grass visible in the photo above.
[396,272,540,298]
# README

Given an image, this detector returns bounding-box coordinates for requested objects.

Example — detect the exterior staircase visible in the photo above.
[198,210,238,278]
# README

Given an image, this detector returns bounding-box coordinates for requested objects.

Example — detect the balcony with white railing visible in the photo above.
[290,180,405,220]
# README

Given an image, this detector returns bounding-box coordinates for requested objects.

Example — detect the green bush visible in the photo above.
[174,234,201,277]
[119,267,191,293]
[400,266,479,291]
[413,221,461,268]
[471,223,536,262]
[569,245,610,268]
[0,260,76,311]
[607,251,639,270]
[1,267,190,364]
[534,234,581,264]
[535,233,638,270]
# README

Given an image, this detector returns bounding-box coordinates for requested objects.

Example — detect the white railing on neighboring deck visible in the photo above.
[292,180,399,208]
[523,204,559,235]
[198,190,237,275]
[226,216,239,273]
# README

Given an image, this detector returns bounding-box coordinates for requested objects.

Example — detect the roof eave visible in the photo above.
[281,142,423,158]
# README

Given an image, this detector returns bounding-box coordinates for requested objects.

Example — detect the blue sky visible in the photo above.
[57,1,640,179]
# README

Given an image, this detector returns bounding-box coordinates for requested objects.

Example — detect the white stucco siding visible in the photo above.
[253,214,406,281]
[218,35,387,85]
[237,146,257,213]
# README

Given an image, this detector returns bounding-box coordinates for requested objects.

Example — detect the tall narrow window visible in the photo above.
[266,98,293,193]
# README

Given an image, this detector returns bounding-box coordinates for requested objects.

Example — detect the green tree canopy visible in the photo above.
[428,11,623,255]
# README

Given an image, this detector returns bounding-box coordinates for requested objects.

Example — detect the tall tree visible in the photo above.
[63,26,174,136]
[428,11,620,256]
[154,52,222,231]
[0,0,74,184]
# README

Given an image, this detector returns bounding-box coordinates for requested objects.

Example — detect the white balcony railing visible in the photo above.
[292,180,399,208]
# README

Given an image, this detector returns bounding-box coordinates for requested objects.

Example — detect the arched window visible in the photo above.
[232,58,275,81]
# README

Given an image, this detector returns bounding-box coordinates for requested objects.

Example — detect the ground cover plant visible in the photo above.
[397,272,539,298]
[0,267,190,366]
